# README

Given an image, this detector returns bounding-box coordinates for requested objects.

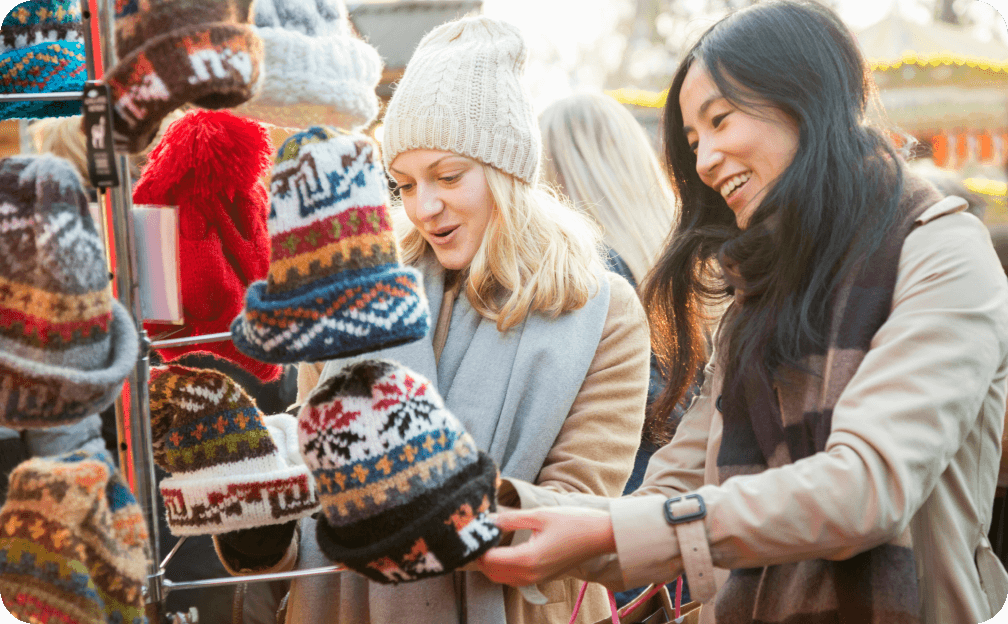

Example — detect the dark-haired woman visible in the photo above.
[477,2,1008,622]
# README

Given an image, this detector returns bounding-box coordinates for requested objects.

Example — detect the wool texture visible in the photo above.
[299,359,500,584]
[235,0,381,130]
[712,174,942,624]
[149,365,320,536]
[0,0,86,120]
[381,15,540,184]
[104,0,264,153]
[0,449,151,624]
[134,109,281,383]
[0,155,138,429]
[231,127,430,363]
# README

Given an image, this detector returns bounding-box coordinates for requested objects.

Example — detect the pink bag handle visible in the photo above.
[567,577,682,624]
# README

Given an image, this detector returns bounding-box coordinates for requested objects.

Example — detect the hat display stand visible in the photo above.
[0,2,352,621]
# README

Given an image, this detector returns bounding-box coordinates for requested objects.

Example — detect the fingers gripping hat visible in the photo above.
[0,155,139,429]
[235,0,382,130]
[0,450,151,624]
[105,0,264,153]
[231,127,430,364]
[0,0,86,120]
[381,15,541,185]
[149,365,320,536]
[298,360,500,584]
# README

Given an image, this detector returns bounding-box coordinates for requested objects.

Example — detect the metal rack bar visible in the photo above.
[150,331,234,349]
[165,565,345,593]
[0,92,84,103]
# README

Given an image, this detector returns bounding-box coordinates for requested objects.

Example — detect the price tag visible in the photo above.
[82,80,120,189]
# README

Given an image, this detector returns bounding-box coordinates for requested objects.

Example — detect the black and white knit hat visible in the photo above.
[149,364,320,536]
[298,359,500,584]
[235,0,381,130]
[0,155,138,429]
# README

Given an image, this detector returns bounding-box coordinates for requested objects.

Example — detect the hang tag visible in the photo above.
[82,80,120,189]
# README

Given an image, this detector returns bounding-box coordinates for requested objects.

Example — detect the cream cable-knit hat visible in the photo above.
[381,16,541,184]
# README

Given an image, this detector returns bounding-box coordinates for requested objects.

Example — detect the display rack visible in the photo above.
[2,1,346,619]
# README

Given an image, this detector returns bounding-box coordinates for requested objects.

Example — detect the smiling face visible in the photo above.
[679,62,800,228]
[389,149,495,271]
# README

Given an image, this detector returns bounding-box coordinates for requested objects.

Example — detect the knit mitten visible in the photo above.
[149,365,319,536]
[0,0,86,120]
[231,127,430,364]
[298,359,500,584]
[0,450,151,624]
[236,0,381,130]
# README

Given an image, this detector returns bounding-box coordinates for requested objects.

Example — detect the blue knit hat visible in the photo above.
[231,127,430,363]
[0,0,86,120]
[0,155,139,429]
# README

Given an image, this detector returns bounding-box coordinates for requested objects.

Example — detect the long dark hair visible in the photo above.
[641,0,904,436]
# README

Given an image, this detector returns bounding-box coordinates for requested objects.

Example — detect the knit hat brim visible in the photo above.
[160,462,319,536]
[315,451,500,584]
[230,266,430,364]
[107,23,263,153]
[235,26,381,130]
[0,40,85,120]
[0,302,139,429]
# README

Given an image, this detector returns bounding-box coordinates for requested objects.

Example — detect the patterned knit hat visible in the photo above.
[0,450,151,624]
[381,15,540,184]
[299,359,500,584]
[0,155,139,429]
[0,0,87,120]
[231,127,430,364]
[133,109,282,384]
[149,364,320,536]
[235,0,381,130]
[105,0,264,153]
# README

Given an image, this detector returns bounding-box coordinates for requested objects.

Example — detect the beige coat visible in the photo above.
[221,272,650,624]
[503,203,1008,624]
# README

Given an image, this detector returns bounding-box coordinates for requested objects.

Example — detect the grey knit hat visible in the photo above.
[235,0,382,130]
[0,155,139,429]
[381,16,541,184]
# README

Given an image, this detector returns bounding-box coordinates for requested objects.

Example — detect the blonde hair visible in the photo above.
[396,163,604,332]
[540,92,678,284]
[29,109,187,185]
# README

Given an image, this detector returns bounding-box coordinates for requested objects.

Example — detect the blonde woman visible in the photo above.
[540,92,677,287]
[215,15,650,624]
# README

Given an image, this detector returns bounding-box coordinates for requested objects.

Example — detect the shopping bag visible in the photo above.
[570,577,702,624]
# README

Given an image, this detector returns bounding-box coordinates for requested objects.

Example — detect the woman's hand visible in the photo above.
[477,507,616,587]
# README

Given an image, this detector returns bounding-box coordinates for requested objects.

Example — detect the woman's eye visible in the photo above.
[439,174,461,184]
[397,183,415,194]
[712,113,729,128]
[689,141,698,154]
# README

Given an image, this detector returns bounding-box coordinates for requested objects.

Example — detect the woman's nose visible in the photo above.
[415,185,444,220]
[695,141,724,185]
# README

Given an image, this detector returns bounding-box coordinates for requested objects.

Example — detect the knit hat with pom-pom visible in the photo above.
[133,109,281,383]
[298,359,500,584]
[149,364,319,536]
[0,450,151,624]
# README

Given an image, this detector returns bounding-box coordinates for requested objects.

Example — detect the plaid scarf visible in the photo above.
[714,174,941,624]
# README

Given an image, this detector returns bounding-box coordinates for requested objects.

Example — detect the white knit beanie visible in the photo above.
[381,16,541,185]
[236,0,382,130]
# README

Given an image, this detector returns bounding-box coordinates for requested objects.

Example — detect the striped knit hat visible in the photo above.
[299,359,500,584]
[0,155,139,429]
[0,0,86,120]
[235,0,382,130]
[105,0,264,153]
[231,127,430,364]
[0,449,151,624]
[149,365,320,536]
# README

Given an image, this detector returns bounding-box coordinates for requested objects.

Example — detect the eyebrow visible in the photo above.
[390,155,465,177]
[682,93,725,135]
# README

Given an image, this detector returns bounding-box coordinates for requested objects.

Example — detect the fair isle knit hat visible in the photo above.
[0,0,87,120]
[381,15,540,185]
[299,360,500,584]
[231,127,430,364]
[149,365,320,536]
[0,450,151,624]
[105,0,264,153]
[0,155,139,429]
[235,0,381,130]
